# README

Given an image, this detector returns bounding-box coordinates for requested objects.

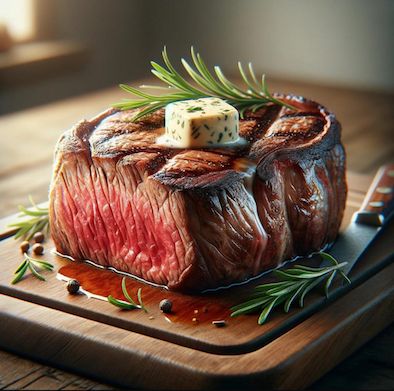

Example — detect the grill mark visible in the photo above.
[50,96,344,291]
[279,112,322,119]
[88,101,328,186]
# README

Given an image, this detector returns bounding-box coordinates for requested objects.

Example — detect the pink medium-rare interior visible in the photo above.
[51,153,193,286]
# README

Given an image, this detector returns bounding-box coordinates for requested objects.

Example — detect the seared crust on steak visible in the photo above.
[49,95,346,292]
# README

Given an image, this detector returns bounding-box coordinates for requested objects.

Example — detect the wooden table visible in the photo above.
[0,78,393,390]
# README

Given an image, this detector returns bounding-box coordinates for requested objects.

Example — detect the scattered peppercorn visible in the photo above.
[159,299,172,313]
[32,243,44,255]
[20,241,30,253]
[33,232,45,243]
[67,279,80,294]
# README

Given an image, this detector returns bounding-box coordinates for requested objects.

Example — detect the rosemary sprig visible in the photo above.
[108,277,147,312]
[230,252,351,325]
[12,253,54,284]
[8,195,49,240]
[111,46,296,121]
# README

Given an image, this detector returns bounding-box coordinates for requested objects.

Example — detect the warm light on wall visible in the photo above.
[0,0,35,42]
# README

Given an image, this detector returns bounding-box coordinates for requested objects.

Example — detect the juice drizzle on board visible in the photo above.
[56,256,234,325]
[54,247,328,326]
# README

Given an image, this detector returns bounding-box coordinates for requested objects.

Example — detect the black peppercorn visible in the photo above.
[32,243,44,255]
[20,241,30,253]
[67,279,80,294]
[33,232,45,243]
[160,299,172,313]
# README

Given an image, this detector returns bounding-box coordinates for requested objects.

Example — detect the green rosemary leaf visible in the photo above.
[164,46,202,95]
[132,103,167,122]
[112,47,296,118]
[237,62,263,98]
[120,84,158,100]
[29,257,54,271]
[320,252,351,285]
[195,53,230,95]
[294,264,329,272]
[231,302,270,318]
[28,262,46,281]
[273,269,305,281]
[258,297,279,325]
[252,103,268,113]
[277,268,311,275]
[9,196,50,240]
[8,221,35,228]
[338,270,352,285]
[109,277,147,312]
[11,254,54,285]
[230,296,272,315]
[137,288,148,313]
[276,263,347,280]
[139,85,175,90]
[214,65,249,99]
[248,62,264,93]
[324,271,337,298]
[11,262,29,284]
[13,225,31,240]
[231,252,351,324]
[14,259,28,274]
[121,277,137,306]
[280,270,325,279]
[150,60,176,81]
[18,205,47,217]
[151,65,192,94]
[238,105,249,119]
[254,281,294,293]
[284,282,308,313]
[318,251,338,266]
[26,217,48,241]
[28,194,44,210]
[298,274,328,307]
[107,295,138,310]
[181,59,228,99]
[266,281,304,296]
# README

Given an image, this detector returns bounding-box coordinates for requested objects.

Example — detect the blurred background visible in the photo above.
[1,0,393,115]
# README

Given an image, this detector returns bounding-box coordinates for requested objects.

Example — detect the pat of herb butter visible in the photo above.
[164,98,239,148]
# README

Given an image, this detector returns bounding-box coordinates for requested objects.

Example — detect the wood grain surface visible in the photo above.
[0,78,393,390]
[0,172,392,358]
[1,257,393,389]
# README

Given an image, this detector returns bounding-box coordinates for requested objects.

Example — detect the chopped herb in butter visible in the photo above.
[164,97,239,148]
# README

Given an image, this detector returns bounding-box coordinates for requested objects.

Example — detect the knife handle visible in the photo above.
[354,165,394,226]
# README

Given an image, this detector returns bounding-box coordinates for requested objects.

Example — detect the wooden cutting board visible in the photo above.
[0,171,393,390]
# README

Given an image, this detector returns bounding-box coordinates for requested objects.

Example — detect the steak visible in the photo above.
[49,95,347,293]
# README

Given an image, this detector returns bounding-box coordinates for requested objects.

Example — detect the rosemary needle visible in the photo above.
[8,195,50,240]
[107,277,147,312]
[230,252,351,325]
[111,46,297,121]
[12,254,54,284]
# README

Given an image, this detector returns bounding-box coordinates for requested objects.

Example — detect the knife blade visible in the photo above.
[325,165,394,275]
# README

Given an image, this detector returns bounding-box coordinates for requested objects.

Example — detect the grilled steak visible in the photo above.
[49,95,346,292]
